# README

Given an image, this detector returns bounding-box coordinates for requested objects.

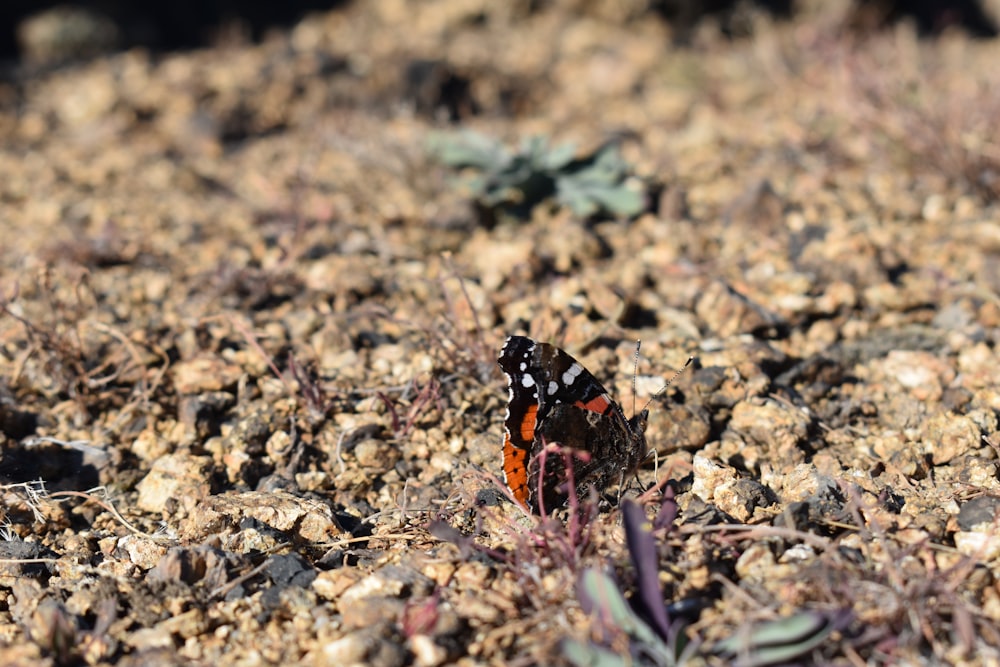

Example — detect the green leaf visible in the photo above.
[556,175,645,217]
[427,131,649,221]
[562,638,631,667]
[577,569,673,659]
[427,130,509,169]
[714,612,837,667]
[539,141,578,171]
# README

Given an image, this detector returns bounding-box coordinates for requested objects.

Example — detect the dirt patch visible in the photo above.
[2,2,1000,665]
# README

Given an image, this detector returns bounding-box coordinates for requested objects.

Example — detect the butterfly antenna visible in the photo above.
[632,340,641,416]
[640,356,694,413]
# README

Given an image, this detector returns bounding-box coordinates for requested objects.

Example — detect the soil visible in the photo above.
[2,2,1000,665]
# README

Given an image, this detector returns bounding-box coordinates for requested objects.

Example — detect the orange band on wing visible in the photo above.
[519,404,538,441]
[503,434,530,506]
[574,394,613,415]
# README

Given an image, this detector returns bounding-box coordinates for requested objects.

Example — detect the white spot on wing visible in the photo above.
[521,374,535,388]
[547,381,558,395]
[562,362,583,386]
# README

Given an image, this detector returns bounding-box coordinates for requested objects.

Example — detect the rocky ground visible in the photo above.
[2,2,1000,665]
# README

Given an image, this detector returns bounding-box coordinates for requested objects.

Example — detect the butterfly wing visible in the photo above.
[500,336,640,510]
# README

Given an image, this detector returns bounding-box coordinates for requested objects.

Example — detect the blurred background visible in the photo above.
[3,0,998,67]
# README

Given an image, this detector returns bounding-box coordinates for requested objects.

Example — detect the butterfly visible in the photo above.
[498,336,651,513]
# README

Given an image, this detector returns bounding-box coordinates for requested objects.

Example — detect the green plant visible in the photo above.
[428,131,647,220]
[564,500,850,666]
[562,499,693,667]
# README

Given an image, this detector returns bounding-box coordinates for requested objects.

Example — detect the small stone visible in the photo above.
[954,530,1000,561]
[957,496,1000,531]
[130,429,171,463]
[317,634,368,665]
[690,455,736,505]
[873,350,954,403]
[117,535,168,570]
[923,413,980,465]
[410,635,447,667]
[922,194,947,221]
[734,542,775,582]
[695,280,784,338]
[340,566,435,607]
[135,453,214,514]
[177,490,344,544]
[171,355,244,394]
[355,439,401,471]
[313,569,365,602]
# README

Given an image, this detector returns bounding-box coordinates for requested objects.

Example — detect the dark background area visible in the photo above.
[0,0,342,61]
[0,0,996,64]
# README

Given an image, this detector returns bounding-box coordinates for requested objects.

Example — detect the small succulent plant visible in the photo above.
[428,131,647,221]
